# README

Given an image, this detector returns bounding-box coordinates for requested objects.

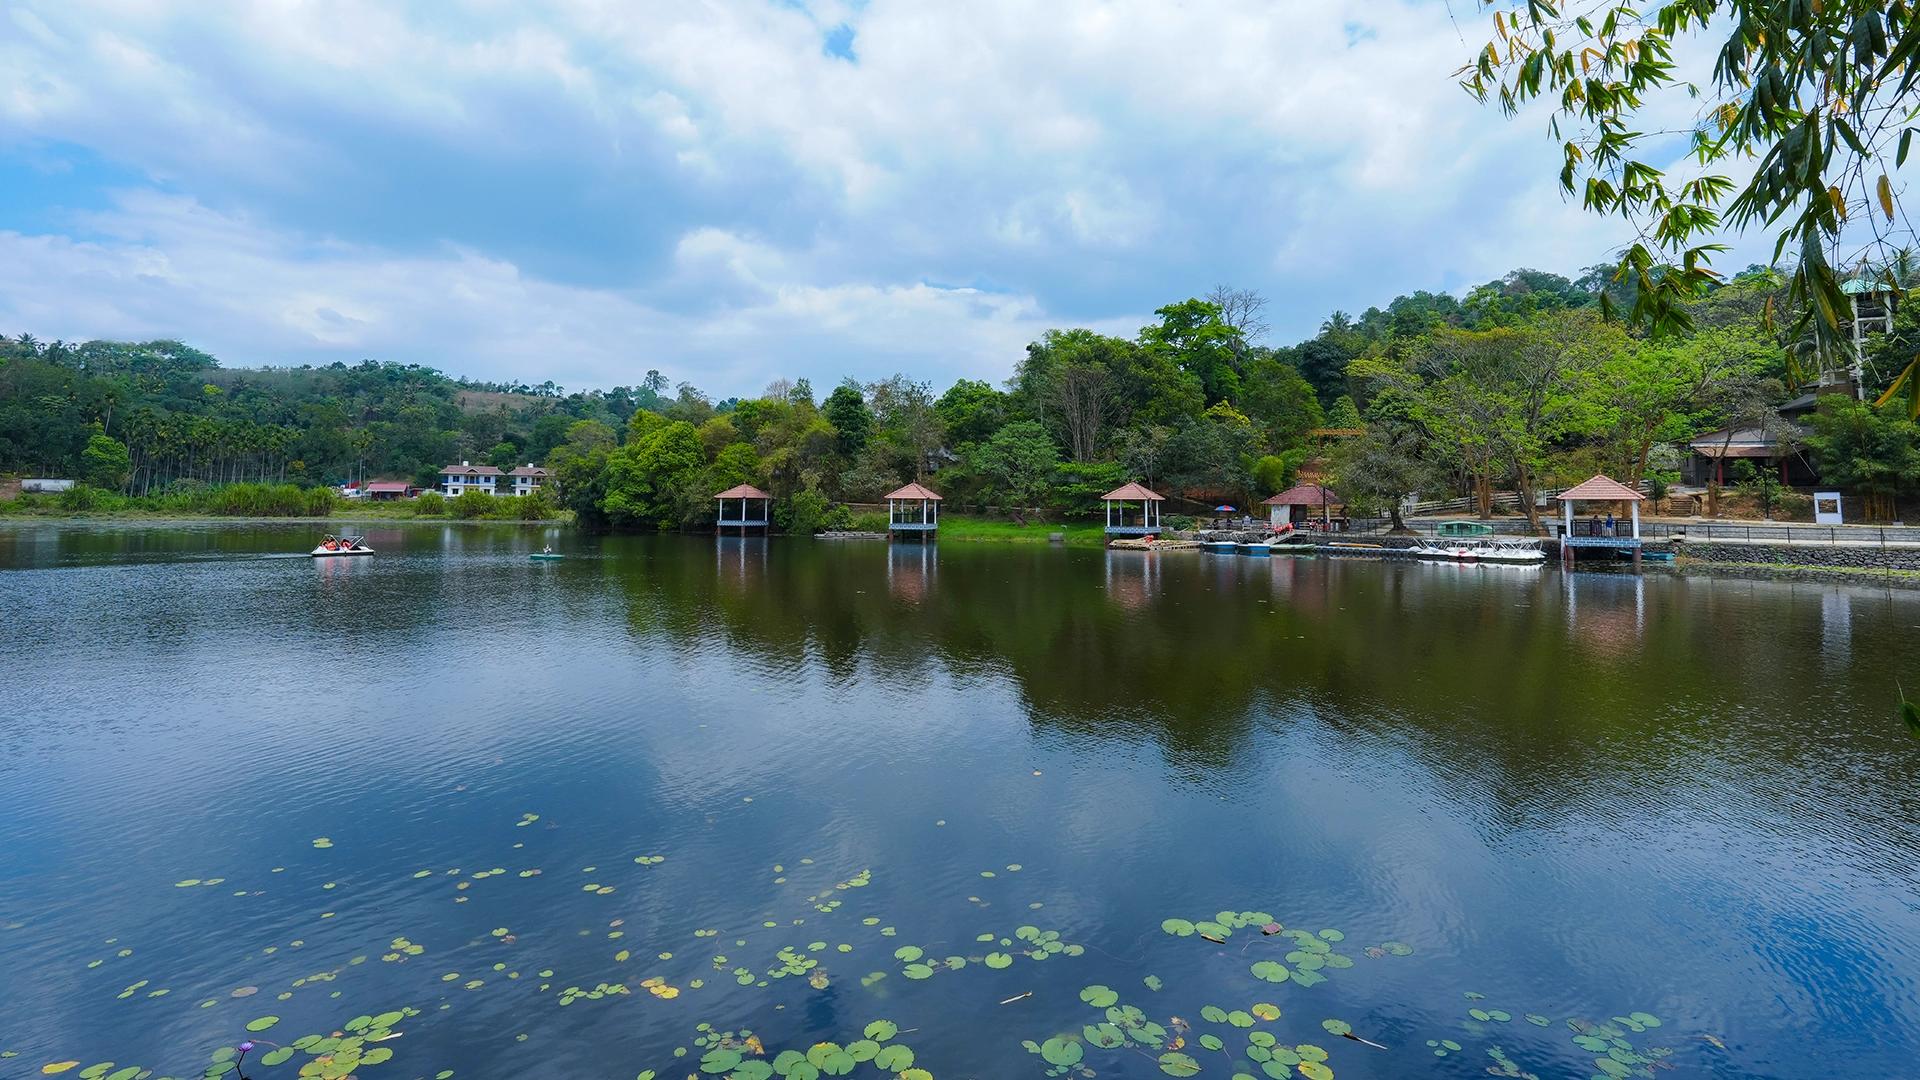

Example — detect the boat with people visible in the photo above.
[530,545,564,561]
[1410,536,1545,564]
[310,534,372,557]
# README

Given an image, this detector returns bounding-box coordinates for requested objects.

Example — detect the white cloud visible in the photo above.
[0,192,1120,392]
[0,0,1783,391]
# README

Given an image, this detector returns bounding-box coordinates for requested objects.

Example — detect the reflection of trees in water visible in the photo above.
[603,537,1920,830]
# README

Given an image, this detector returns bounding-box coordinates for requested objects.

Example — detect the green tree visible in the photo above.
[602,419,705,529]
[80,431,132,490]
[1141,299,1243,405]
[822,382,872,456]
[1332,387,1442,532]
[1239,357,1325,448]
[1462,0,1920,353]
[1806,394,1920,516]
[970,420,1061,508]
[934,379,1009,448]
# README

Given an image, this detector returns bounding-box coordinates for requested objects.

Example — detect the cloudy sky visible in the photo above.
[0,0,1750,396]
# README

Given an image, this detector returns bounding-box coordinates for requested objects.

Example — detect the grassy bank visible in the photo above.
[934,514,1108,548]
[1676,558,1920,585]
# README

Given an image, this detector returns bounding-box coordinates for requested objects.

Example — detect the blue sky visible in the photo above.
[0,0,1757,396]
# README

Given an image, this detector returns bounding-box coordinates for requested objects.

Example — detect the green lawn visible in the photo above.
[935,514,1108,548]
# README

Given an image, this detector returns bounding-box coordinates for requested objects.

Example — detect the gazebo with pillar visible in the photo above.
[714,483,772,536]
[1262,483,1341,531]
[1555,474,1645,567]
[885,482,943,540]
[1102,483,1165,537]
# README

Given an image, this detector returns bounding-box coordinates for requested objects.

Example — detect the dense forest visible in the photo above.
[5,259,1920,527]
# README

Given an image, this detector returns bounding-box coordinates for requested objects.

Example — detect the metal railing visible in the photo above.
[1352,517,1920,546]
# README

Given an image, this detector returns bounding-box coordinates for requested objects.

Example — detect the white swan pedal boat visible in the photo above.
[310,534,373,557]
[1411,537,1544,564]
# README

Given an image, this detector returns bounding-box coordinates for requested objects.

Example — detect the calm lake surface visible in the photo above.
[5,522,1920,1080]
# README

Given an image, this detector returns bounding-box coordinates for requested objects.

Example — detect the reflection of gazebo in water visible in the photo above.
[885,482,942,540]
[714,484,772,536]
[1262,483,1341,530]
[1102,483,1165,536]
[1555,474,1644,567]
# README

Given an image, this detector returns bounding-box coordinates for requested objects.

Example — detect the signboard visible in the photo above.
[1813,491,1843,525]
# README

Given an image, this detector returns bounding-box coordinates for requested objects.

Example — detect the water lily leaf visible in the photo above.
[872,1045,914,1071]
[892,946,922,962]
[1525,1013,1552,1026]
[844,1041,879,1063]
[863,1020,898,1042]
[1226,1010,1254,1028]
[1298,1063,1333,1080]
[1469,1008,1491,1022]
[1251,1003,1280,1021]
[1084,1024,1125,1049]
[699,1048,742,1074]
[260,1048,294,1067]
[1143,975,1162,991]
[1161,919,1195,937]
[1199,1034,1224,1051]
[1320,1019,1350,1036]
[1039,1038,1082,1067]
[244,1016,279,1032]
[42,1065,80,1076]
[1079,985,1118,1008]
[1200,1005,1228,1023]
[1250,961,1290,983]
[772,1050,808,1075]
[1629,1011,1662,1028]
[1158,1052,1200,1076]
[898,1071,932,1080]
[901,963,934,979]
[732,1064,773,1080]
[983,953,1012,969]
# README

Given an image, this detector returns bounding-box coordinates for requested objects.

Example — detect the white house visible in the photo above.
[506,464,549,497]
[441,461,501,496]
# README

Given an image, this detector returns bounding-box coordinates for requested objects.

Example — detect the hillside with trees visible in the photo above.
[6,259,1919,526]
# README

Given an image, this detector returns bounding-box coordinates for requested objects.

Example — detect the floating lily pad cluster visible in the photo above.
[660,1018,930,1080]
[1428,996,1674,1080]
[380,937,424,962]
[1027,986,1338,1079]
[803,868,870,913]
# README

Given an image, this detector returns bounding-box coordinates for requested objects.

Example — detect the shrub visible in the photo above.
[449,489,496,519]
[59,484,110,513]
[822,503,855,531]
[851,510,889,532]
[495,489,555,520]
[302,486,336,516]
[414,491,446,515]
[778,488,833,534]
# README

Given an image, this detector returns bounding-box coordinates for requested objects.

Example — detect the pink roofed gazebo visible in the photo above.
[1102,483,1165,536]
[1262,483,1341,529]
[714,483,772,535]
[1555,474,1646,565]
[885,482,943,538]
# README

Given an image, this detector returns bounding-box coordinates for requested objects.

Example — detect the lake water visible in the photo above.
[5,522,1920,1080]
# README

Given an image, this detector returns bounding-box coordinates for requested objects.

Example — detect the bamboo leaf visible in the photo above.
[1880,173,1897,220]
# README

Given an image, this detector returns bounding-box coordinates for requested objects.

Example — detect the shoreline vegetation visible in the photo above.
[8,262,1919,550]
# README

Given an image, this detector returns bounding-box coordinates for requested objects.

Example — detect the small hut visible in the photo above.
[1555,474,1645,566]
[714,483,772,535]
[885,482,942,539]
[1263,483,1341,530]
[1102,483,1165,536]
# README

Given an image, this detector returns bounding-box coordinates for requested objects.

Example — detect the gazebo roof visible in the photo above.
[1555,474,1644,502]
[1101,482,1165,502]
[713,483,771,500]
[1262,483,1340,506]
[884,482,944,501]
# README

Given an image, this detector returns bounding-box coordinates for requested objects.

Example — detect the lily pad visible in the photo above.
[244,1016,279,1032]
[1161,918,1195,936]
[1250,960,1290,983]
[699,1048,742,1074]
[1158,1052,1201,1077]
[1079,984,1119,1008]
[1320,1019,1351,1036]
[1039,1038,1082,1067]
[872,1045,914,1071]
[984,952,1012,969]
[863,1020,898,1042]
